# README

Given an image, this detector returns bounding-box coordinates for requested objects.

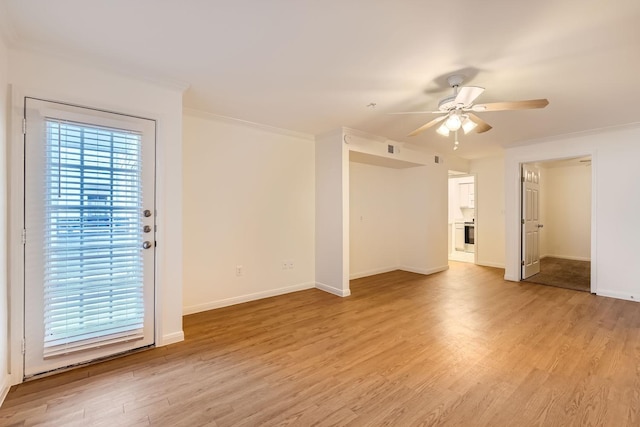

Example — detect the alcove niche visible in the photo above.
[315,128,463,296]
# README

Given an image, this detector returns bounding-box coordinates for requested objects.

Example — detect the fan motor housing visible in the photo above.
[438,95,457,111]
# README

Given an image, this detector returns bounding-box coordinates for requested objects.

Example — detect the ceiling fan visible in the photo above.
[394,75,549,147]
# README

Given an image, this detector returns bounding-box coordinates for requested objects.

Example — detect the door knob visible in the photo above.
[537,224,544,228]
[142,241,152,249]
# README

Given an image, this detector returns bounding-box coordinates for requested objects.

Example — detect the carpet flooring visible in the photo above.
[524,256,591,292]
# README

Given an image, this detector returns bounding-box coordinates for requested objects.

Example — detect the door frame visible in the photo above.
[22,97,157,378]
[505,150,596,292]
[8,89,162,382]
[447,172,477,265]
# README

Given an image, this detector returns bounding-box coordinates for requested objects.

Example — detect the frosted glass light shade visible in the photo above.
[445,114,462,131]
[462,117,477,134]
[436,122,450,136]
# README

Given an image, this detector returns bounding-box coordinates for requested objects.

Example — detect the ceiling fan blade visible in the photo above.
[467,113,492,133]
[408,115,447,137]
[388,110,441,115]
[473,98,549,112]
[455,86,485,106]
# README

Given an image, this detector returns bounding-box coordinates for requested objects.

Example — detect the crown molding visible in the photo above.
[183,107,315,141]
[341,126,389,143]
[507,121,640,149]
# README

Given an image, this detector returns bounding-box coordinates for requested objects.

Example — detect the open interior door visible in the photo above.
[522,164,541,279]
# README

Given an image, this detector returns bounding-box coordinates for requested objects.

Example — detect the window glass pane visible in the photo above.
[43,119,145,356]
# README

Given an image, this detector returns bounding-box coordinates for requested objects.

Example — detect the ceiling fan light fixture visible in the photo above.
[445,113,462,131]
[398,75,547,139]
[436,122,450,136]
[462,117,477,134]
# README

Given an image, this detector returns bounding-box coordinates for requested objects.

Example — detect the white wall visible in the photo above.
[0,33,10,402]
[540,163,591,260]
[315,130,349,296]
[349,162,400,279]
[505,125,640,301]
[7,49,185,382]
[346,130,449,279]
[398,165,448,274]
[349,159,449,279]
[469,156,506,268]
[182,111,316,313]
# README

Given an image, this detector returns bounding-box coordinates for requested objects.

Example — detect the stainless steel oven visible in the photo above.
[464,222,475,252]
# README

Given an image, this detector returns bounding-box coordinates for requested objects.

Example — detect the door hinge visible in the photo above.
[22,118,27,135]
[521,176,525,183]
[521,260,525,266]
[21,339,26,355]
[21,228,26,245]
[521,219,525,225]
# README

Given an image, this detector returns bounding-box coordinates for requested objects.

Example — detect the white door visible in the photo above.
[522,164,541,279]
[23,98,156,378]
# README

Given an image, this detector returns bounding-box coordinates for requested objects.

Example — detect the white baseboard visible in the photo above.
[400,265,449,276]
[475,260,505,269]
[504,273,519,282]
[350,266,399,280]
[160,331,185,346]
[315,282,351,297]
[349,265,448,280]
[542,254,591,262]
[0,374,11,408]
[596,289,639,302]
[182,282,316,315]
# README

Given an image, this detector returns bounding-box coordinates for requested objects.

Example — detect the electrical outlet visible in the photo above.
[282,259,294,270]
[236,265,243,276]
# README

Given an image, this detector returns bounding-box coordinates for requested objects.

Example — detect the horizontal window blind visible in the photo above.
[43,119,145,358]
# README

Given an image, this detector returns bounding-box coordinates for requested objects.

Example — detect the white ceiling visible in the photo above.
[1,0,639,159]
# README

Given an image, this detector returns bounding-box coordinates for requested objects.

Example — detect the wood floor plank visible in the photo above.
[2,263,640,425]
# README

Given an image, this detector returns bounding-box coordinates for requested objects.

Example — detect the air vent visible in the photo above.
[387,144,394,154]
[434,155,440,164]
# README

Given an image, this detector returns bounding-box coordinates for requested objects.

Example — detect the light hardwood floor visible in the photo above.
[2,262,640,426]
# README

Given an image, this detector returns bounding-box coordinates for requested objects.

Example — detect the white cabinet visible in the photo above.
[459,183,475,208]
[454,223,465,251]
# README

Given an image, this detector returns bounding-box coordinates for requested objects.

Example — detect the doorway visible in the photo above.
[448,172,475,263]
[23,98,157,378]
[521,157,592,292]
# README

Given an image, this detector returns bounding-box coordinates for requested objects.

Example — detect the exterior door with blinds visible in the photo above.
[23,98,156,378]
